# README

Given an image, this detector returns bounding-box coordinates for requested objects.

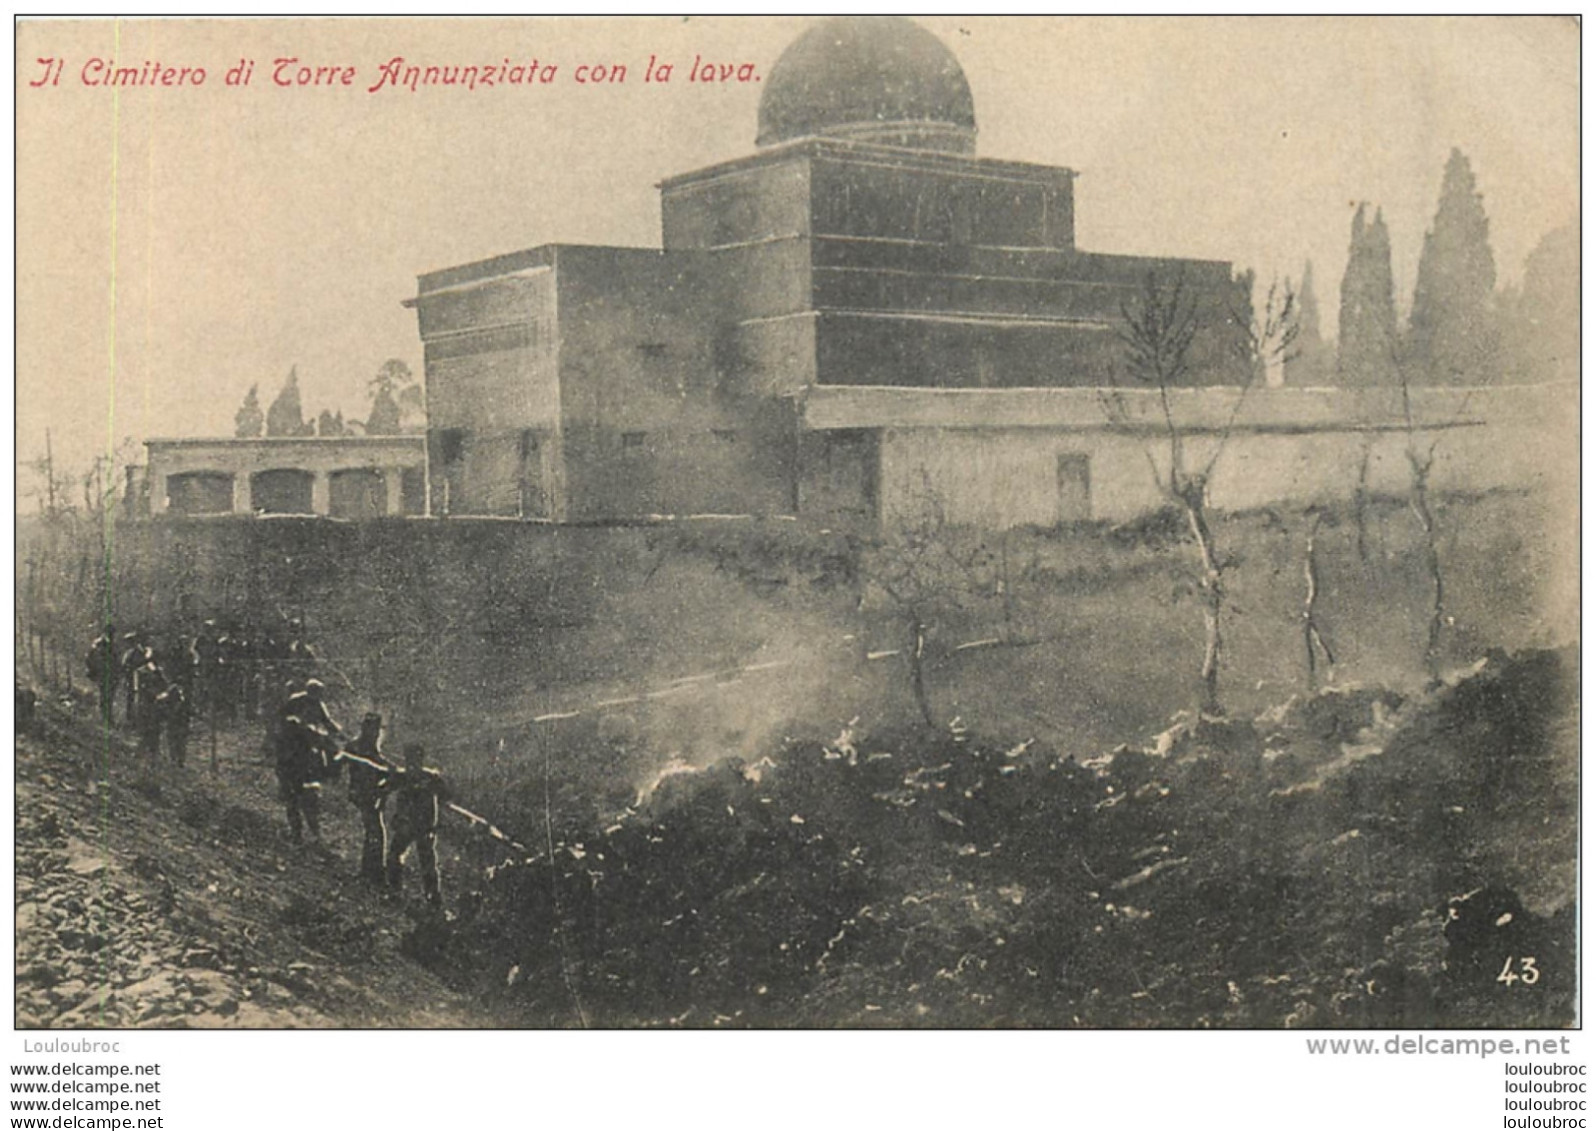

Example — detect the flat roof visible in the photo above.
[145,435,425,449]
[659,136,1078,193]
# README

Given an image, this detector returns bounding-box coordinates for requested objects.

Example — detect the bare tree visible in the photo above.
[1102,269,1298,715]
[858,475,995,730]
[1350,434,1375,564]
[23,429,71,518]
[1381,323,1462,686]
[1399,375,1447,685]
[1300,506,1336,690]
[18,434,143,696]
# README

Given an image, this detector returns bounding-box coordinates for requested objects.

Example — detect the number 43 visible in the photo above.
[1498,956,1541,986]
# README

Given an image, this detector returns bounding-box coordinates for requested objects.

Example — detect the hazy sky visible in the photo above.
[15,16,1579,486]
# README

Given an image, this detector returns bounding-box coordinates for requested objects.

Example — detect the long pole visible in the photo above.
[44,428,56,517]
[27,560,40,679]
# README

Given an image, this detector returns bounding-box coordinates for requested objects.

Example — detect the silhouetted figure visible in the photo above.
[156,683,190,767]
[85,625,118,727]
[164,631,199,700]
[118,633,148,725]
[337,713,394,885]
[192,620,221,714]
[281,679,340,742]
[134,660,167,757]
[386,743,449,906]
[276,717,332,845]
[274,680,341,844]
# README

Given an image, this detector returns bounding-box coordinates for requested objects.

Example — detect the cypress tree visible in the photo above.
[1337,204,1398,386]
[1284,259,1331,386]
[1408,148,1498,385]
[266,367,307,437]
[366,387,402,435]
[365,358,412,435]
[234,384,264,438]
[1502,222,1578,385]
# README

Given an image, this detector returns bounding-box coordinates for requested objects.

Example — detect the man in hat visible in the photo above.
[337,713,394,885]
[280,678,341,842]
[275,701,339,846]
[165,630,200,703]
[155,681,191,768]
[386,743,449,907]
[269,678,304,767]
[118,632,148,726]
[134,658,167,757]
[281,679,341,741]
[85,624,118,727]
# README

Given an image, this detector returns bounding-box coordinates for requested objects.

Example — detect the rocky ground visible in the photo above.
[14,699,486,1028]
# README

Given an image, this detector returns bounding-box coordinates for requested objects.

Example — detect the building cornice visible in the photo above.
[658,136,1077,194]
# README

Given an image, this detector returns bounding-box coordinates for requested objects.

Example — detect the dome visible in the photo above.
[757,17,977,154]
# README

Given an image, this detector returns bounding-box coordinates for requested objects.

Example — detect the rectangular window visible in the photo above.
[621,431,646,450]
[711,429,738,443]
[820,429,879,514]
[1057,453,1091,523]
[400,467,427,516]
[438,429,466,465]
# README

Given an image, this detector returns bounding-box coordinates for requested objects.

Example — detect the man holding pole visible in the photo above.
[337,713,394,885]
[386,743,449,907]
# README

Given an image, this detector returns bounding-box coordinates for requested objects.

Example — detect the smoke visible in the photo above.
[344,525,881,832]
[586,619,854,813]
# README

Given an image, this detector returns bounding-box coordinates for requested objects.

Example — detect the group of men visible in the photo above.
[272,681,450,907]
[85,623,192,764]
[86,616,319,734]
[86,618,451,908]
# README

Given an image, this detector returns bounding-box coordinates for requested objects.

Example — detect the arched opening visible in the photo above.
[251,468,315,515]
[329,468,386,520]
[165,471,235,516]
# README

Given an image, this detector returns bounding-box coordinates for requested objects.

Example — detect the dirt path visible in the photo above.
[15,698,492,1029]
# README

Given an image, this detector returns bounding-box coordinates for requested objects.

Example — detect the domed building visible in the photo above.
[410,17,1254,528]
[755,16,977,153]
